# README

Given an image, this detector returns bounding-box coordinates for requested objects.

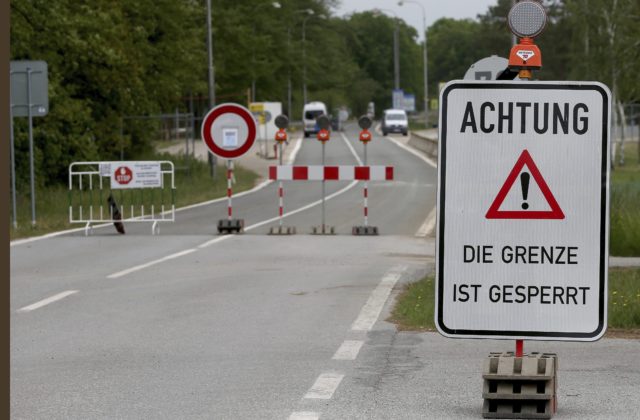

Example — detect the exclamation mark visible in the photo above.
[520,172,530,210]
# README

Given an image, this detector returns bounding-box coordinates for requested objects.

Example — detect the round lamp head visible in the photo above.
[274,114,289,129]
[316,115,330,130]
[508,1,547,39]
[358,115,372,130]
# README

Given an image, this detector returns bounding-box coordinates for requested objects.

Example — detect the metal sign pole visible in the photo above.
[321,141,326,232]
[10,103,17,229]
[27,67,36,226]
[227,159,233,221]
[278,141,284,227]
[364,142,368,227]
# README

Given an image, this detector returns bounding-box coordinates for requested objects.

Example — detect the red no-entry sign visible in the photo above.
[201,103,257,159]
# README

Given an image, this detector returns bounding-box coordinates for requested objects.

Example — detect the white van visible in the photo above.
[303,101,328,137]
[381,109,408,136]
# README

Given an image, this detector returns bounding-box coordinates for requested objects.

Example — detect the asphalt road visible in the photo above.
[10,124,640,419]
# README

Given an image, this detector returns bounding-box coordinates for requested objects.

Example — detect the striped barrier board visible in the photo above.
[269,166,394,181]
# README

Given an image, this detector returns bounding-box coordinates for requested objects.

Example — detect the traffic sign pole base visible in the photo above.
[482,351,557,419]
[311,225,335,235]
[352,225,378,236]
[268,226,296,235]
[217,219,244,234]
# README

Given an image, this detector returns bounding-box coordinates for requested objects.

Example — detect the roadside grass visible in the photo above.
[390,267,640,334]
[610,141,640,256]
[9,152,259,240]
[609,267,640,329]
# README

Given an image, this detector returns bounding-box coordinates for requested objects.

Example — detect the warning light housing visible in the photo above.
[359,129,372,143]
[508,37,542,70]
[507,1,547,73]
[275,128,287,143]
[317,129,330,142]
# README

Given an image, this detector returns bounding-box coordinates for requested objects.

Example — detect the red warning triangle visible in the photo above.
[486,150,564,220]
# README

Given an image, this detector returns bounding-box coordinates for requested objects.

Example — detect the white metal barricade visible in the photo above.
[68,161,176,235]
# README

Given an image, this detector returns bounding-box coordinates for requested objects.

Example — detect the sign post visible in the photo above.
[10,60,49,227]
[313,115,334,235]
[352,115,379,236]
[436,81,611,341]
[201,103,257,234]
[269,114,296,235]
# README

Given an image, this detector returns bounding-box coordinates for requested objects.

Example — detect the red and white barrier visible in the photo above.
[269,166,394,181]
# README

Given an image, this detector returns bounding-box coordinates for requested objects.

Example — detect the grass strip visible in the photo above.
[390,267,640,336]
[610,141,640,256]
[10,152,259,240]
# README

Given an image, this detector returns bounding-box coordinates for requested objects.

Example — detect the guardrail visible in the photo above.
[68,161,176,235]
[409,129,438,158]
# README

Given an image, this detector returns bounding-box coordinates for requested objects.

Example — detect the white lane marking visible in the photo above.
[106,133,361,276]
[415,205,437,237]
[197,234,232,249]
[339,132,363,165]
[10,225,111,246]
[243,181,358,232]
[287,135,304,164]
[351,265,407,331]
[106,248,197,279]
[304,373,345,399]
[18,290,79,312]
[332,340,364,361]
[175,179,273,213]
[8,181,273,247]
[383,134,437,168]
[109,181,359,273]
[288,412,320,420]
[10,137,307,248]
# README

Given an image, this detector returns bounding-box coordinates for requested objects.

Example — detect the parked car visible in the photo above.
[381,109,408,136]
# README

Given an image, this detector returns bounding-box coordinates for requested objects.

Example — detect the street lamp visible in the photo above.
[252,3,282,102]
[251,2,281,102]
[287,8,314,119]
[398,0,429,127]
[301,11,317,108]
[372,9,400,91]
[206,0,217,177]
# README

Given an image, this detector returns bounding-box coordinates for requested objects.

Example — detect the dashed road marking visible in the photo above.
[288,412,320,420]
[18,290,79,313]
[415,205,437,237]
[332,340,364,360]
[351,265,406,331]
[107,249,198,279]
[304,373,345,400]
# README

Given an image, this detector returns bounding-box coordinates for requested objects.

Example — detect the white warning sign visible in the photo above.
[436,81,611,341]
[107,161,163,190]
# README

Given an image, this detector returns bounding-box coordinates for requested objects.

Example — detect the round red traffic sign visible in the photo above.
[114,166,133,185]
[201,103,257,159]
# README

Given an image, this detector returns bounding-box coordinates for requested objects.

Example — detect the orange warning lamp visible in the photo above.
[359,129,372,143]
[507,1,547,76]
[317,129,330,142]
[275,128,287,143]
[358,115,373,143]
[316,115,331,142]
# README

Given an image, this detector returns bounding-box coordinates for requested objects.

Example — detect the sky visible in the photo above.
[332,0,499,42]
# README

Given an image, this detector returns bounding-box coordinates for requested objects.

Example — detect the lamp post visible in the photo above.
[301,13,327,112]
[287,9,314,119]
[398,0,428,126]
[301,11,315,108]
[373,9,400,91]
[251,2,281,103]
[206,0,217,177]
